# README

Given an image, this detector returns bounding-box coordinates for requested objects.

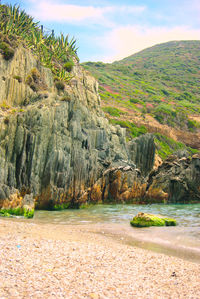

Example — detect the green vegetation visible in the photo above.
[52,202,91,210]
[82,41,200,132]
[13,75,22,82]
[79,203,94,209]
[153,104,200,131]
[154,133,199,159]
[0,40,14,60]
[23,208,34,218]
[155,133,188,159]
[102,106,124,117]
[109,119,147,138]
[53,203,70,210]
[0,4,78,82]
[26,68,47,92]
[0,207,34,218]
[63,59,74,72]
[55,80,65,91]
[130,212,177,227]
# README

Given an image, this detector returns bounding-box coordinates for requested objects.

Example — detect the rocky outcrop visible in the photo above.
[0,47,52,106]
[146,154,200,203]
[0,47,156,213]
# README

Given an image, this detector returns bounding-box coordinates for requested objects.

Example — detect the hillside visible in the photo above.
[82,41,200,157]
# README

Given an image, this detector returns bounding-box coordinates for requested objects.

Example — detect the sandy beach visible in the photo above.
[0,219,200,299]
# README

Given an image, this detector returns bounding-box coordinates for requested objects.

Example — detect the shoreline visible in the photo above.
[91,223,200,264]
[9,208,200,264]
[0,219,200,298]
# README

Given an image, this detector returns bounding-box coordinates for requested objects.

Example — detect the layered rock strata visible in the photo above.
[0,47,156,213]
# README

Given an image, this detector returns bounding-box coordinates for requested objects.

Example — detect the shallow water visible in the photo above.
[34,203,199,229]
[32,203,200,262]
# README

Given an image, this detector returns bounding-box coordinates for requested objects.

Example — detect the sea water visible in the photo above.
[34,203,200,229]
[33,203,200,262]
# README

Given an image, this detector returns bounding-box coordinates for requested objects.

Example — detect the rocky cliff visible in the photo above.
[0,46,156,215]
[0,46,200,217]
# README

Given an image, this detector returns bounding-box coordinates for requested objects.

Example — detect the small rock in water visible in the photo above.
[130,212,177,227]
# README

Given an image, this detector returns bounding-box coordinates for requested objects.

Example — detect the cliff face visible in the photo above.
[146,154,200,203]
[0,47,156,212]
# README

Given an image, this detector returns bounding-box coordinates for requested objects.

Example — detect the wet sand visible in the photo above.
[0,219,200,298]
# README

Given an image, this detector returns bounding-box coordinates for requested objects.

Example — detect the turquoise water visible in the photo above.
[34,203,200,229]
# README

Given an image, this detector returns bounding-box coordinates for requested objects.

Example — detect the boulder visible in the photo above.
[130,212,176,227]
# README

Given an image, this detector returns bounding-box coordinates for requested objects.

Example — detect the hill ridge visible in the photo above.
[82,40,200,155]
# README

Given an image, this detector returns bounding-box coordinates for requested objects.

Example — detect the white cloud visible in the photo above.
[29,1,146,24]
[99,25,200,62]
[31,1,111,22]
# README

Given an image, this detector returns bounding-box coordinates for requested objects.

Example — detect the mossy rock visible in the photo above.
[130,212,176,227]
[53,203,70,210]
[0,207,34,219]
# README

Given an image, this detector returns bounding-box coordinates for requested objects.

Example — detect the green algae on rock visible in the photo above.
[0,207,34,218]
[130,212,176,227]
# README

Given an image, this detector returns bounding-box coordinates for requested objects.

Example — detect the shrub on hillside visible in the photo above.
[0,41,14,60]
[110,119,147,138]
[55,80,65,91]
[64,60,74,72]
[102,107,122,117]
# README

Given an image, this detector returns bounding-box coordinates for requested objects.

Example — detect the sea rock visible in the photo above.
[130,212,176,227]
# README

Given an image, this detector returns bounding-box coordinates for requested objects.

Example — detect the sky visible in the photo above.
[3,0,200,62]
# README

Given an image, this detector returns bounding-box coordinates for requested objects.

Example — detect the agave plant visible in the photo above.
[0,4,78,83]
[54,68,72,82]
[57,33,78,59]
[0,4,38,37]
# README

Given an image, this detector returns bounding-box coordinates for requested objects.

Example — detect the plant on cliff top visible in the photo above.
[0,4,78,83]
